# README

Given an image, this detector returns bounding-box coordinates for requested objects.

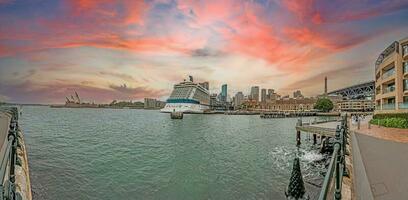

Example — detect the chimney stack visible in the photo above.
[324,76,328,95]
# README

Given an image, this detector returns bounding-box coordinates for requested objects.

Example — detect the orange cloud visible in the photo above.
[0,80,168,104]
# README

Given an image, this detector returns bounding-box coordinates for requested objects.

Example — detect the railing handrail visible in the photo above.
[318,144,340,199]
[318,115,348,200]
[0,107,19,200]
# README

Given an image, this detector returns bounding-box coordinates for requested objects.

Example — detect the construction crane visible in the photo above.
[75,91,81,104]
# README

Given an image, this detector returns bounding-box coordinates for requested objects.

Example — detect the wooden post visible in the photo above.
[313,134,317,145]
[296,119,302,146]
[296,131,301,146]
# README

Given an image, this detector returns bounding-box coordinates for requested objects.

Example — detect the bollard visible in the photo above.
[285,158,307,199]
[357,119,360,130]
[296,119,302,146]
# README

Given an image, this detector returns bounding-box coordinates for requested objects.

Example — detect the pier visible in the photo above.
[293,115,352,200]
[261,111,316,118]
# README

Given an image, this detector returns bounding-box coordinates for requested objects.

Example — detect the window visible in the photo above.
[403,45,408,56]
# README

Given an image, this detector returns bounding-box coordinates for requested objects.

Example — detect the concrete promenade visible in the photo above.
[351,118,408,200]
[0,108,32,200]
[0,112,11,161]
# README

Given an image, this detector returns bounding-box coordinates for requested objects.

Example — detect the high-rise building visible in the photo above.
[374,37,408,113]
[261,88,267,103]
[268,89,274,96]
[221,84,228,102]
[250,86,260,102]
[293,90,303,99]
[234,92,244,108]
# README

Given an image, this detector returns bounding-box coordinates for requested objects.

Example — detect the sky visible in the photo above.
[0,0,408,104]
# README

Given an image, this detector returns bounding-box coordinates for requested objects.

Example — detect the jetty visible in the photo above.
[292,115,352,200]
[0,107,32,200]
[170,111,183,119]
[261,111,316,118]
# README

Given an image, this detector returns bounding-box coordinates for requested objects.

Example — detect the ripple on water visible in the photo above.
[21,107,329,200]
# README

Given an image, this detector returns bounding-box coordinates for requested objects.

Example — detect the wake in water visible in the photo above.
[269,145,329,187]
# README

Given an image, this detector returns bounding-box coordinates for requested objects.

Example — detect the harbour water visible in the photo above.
[21,106,327,200]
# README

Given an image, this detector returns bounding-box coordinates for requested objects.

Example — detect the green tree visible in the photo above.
[314,98,334,112]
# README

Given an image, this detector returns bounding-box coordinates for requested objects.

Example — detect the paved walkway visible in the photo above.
[351,117,408,200]
[0,112,11,150]
[350,116,408,143]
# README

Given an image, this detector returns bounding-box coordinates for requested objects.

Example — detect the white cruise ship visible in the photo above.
[161,76,210,113]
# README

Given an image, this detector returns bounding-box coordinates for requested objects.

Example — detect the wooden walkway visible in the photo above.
[296,121,340,137]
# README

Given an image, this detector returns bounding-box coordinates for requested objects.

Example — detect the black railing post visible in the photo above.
[334,152,342,200]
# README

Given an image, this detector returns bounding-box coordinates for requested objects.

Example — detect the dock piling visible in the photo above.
[313,134,317,145]
[296,119,302,146]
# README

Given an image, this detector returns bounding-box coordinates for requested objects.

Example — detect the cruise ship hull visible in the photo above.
[160,103,209,113]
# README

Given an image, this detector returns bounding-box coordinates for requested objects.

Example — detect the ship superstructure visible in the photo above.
[161,76,210,113]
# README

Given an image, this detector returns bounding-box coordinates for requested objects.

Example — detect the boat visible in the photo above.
[161,76,210,113]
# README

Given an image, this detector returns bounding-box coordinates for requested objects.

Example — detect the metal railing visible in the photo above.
[399,102,408,109]
[0,107,19,200]
[382,103,396,110]
[318,115,348,200]
[403,63,408,74]
[382,69,395,80]
[382,86,395,94]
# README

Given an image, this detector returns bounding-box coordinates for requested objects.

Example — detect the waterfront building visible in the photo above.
[264,98,317,111]
[234,92,244,109]
[144,98,157,109]
[374,37,408,113]
[144,98,166,109]
[242,97,317,111]
[337,99,374,112]
[293,90,303,99]
[261,89,267,103]
[250,86,260,102]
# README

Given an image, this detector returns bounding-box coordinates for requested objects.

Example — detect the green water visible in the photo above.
[20,106,324,200]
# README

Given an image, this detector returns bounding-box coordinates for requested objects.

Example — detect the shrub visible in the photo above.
[373,113,408,119]
[370,117,408,129]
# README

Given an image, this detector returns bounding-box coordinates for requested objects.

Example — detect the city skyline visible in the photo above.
[1,0,408,104]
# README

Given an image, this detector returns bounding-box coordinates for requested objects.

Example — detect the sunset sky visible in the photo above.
[1,0,408,104]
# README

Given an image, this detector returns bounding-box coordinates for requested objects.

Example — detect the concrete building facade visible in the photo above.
[374,37,408,114]
[234,92,244,109]
[241,98,317,111]
[261,89,267,103]
[250,86,260,102]
[337,100,375,112]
